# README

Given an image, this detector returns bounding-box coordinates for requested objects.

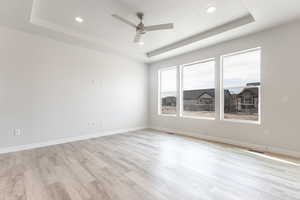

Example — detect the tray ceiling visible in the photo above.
[1,0,300,63]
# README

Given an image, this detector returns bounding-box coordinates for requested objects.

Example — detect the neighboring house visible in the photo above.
[183,89,215,111]
[161,96,176,107]
[162,89,232,112]
[162,84,259,114]
[236,87,259,113]
[182,89,233,112]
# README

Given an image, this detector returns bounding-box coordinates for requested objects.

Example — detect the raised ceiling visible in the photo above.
[1,0,300,63]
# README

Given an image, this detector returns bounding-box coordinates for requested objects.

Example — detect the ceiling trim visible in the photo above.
[146,14,255,58]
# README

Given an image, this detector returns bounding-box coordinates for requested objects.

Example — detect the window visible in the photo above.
[221,48,261,122]
[159,67,177,116]
[157,47,261,124]
[182,59,215,119]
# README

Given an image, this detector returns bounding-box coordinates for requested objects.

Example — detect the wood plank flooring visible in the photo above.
[1,129,300,200]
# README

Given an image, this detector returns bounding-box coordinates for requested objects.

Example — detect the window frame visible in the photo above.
[180,58,216,120]
[220,47,261,124]
[157,47,262,125]
[158,66,178,117]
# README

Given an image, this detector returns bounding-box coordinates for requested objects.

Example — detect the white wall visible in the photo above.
[0,26,148,150]
[149,19,300,157]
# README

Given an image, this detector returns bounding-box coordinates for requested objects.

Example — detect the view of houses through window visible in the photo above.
[222,48,261,122]
[159,48,261,123]
[182,60,215,118]
[160,67,177,115]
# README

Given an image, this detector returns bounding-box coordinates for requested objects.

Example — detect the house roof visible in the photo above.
[238,87,259,96]
[247,82,260,86]
[183,88,233,101]
[162,88,235,101]
[162,96,176,100]
[184,89,215,100]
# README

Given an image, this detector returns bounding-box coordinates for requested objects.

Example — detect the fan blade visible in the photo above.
[134,33,142,43]
[112,14,136,28]
[145,23,174,31]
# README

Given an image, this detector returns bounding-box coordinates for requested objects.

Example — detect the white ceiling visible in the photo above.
[1,0,300,63]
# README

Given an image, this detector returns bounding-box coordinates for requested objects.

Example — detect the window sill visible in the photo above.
[181,115,215,121]
[158,114,177,118]
[222,118,261,125]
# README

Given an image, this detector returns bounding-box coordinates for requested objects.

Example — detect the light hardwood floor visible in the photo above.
[1,129,300,200]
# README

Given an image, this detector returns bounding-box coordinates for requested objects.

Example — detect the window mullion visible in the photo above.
[215,57,221,121]
[176,65,181,118]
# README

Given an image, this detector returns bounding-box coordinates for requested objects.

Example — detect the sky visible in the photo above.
[223,50,260,88]
[183,61,215,90]
[161,50,260,95]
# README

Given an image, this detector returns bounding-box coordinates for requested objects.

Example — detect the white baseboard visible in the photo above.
[267,147,300,159]
[3,126,299,159]
[150,126,300,159]
[0,127,147,155]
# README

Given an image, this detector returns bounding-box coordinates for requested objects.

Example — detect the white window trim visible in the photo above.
[180,58,216,120]
[158,66,178,117]
[220,47,262,124]
[221,47,261,59]
[157,47,262,126]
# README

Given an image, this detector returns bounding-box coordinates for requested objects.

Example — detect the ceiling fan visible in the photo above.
[112,12,174,45]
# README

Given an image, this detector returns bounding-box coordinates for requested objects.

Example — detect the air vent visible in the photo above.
[248,149,265,154]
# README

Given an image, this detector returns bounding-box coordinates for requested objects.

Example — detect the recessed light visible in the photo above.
[206,6,216,14]
[138,41,144,45]
[75,17,84,23]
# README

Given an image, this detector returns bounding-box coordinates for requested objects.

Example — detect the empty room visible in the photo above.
[1,0,300,199]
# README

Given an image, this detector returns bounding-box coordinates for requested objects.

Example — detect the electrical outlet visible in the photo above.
[13,128,22,136]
